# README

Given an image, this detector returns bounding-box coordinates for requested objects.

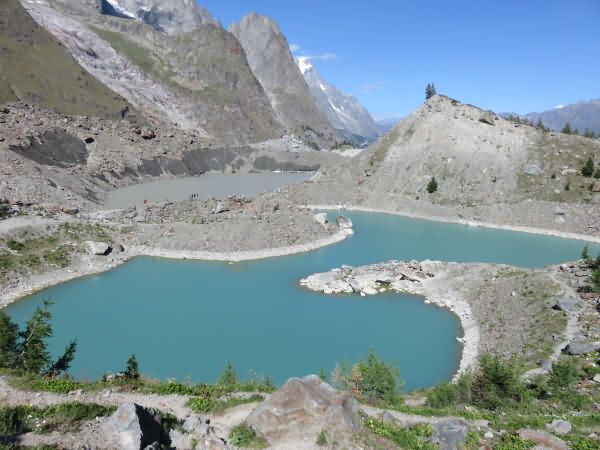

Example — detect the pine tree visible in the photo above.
[125,354,140,380]
[218,360,237,385]
[0,311,18,368]
[561,122,572,134]
[427,177,438,193]
[17,300,54,373]
[582,156,594,177]
[536,118,547,132]
[425,83,437,100]
[44,340,77,376]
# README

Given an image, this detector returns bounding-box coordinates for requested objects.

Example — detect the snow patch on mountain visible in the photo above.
[104,0,136,18]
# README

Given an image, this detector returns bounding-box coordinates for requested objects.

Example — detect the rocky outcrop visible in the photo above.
[229,12,337,149]
[246,375,361,443]
[518,429,568,450]
[99,403,162,450]
[86,241,112,256]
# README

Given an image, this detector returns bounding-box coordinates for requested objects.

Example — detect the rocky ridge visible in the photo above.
[284,94,600,237]
[229,12,338,149]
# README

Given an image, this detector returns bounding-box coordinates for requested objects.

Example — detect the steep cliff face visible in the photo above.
[297,56,380,144]
[229,12,337,149]
[0,0,135,120]
[20,0,283,145]
[100,0,220,35]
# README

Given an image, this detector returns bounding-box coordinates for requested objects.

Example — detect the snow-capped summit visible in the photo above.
[295,56,380,143]
[101,0,221,35]
[296,56,313,75]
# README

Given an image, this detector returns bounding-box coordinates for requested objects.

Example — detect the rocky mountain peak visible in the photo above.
[295,56,380,143]
[101,0,220,34]
[229,12,337,148]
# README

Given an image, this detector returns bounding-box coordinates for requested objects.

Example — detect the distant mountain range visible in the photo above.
[295,56,380,145]
[375,117,402,135]
[505,99,600,134]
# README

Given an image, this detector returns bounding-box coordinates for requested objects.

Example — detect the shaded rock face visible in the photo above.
[432,419,469,450]
[101,0,220,35]
[100,402,161,450]
[229,12,337,149]
[9,131,88,167]
[246,375,361,443]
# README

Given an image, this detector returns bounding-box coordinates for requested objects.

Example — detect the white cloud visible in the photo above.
[289,43,301,53]
[311,52,337,61]
[359,82,384,96]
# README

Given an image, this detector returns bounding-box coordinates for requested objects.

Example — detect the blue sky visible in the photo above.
[199,0,599,120]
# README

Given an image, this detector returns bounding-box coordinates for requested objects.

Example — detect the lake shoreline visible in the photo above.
[307,204,600,244]
[0,228,353,309]
[300,260,479,380]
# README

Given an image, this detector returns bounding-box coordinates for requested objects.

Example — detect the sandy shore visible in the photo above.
[0,228,353,308]
[307,204,600,244]
[299,260,479,379]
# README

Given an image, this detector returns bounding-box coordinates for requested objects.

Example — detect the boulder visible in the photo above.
[313,212,328,227]
[86,241,111,256]
[553,296,578,311]
[593,374,600,383]
[522,163,541,175]
[245,375,361,443]
[518,429,568,450]
[563,340,600,355]
[546,419,572,435]
[99,403,162,450]
[336,215,353,229]
[347,277,362,293]
[381,411,396,424]
[432,418,470,450]
[552,205,567,216]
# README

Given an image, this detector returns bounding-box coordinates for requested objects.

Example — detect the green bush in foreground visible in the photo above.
[427,177,438,194]
[316,430,328,446]
[229,423,268,449]
[364,416,436,449]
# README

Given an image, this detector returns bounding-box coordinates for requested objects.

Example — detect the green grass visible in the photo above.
[186,393,264,414]
[0,0,136,119]
[0,402,116,435]
[90,26,155,75]
[363,416,437,449]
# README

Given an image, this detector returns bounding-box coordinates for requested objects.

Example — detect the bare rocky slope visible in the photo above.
[20,0,284,145]
[287,94,600,236]
[229,12,338,149]
[0,0,136,121]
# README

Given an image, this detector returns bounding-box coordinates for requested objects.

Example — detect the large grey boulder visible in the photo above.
[246,375,361,443]
[553,296,578,311]
[432,418,470,450]
[86,241,111,256]
[546,419,572,435]
[563,340,600,355]
[518,429,568,450]
[336,215,353,229]
[99,402,162,450]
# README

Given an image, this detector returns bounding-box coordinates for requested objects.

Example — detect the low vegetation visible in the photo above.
[0,402,116,435]
[228,423,268,449]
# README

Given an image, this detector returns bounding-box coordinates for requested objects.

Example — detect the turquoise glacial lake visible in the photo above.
[5,212,597,389]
